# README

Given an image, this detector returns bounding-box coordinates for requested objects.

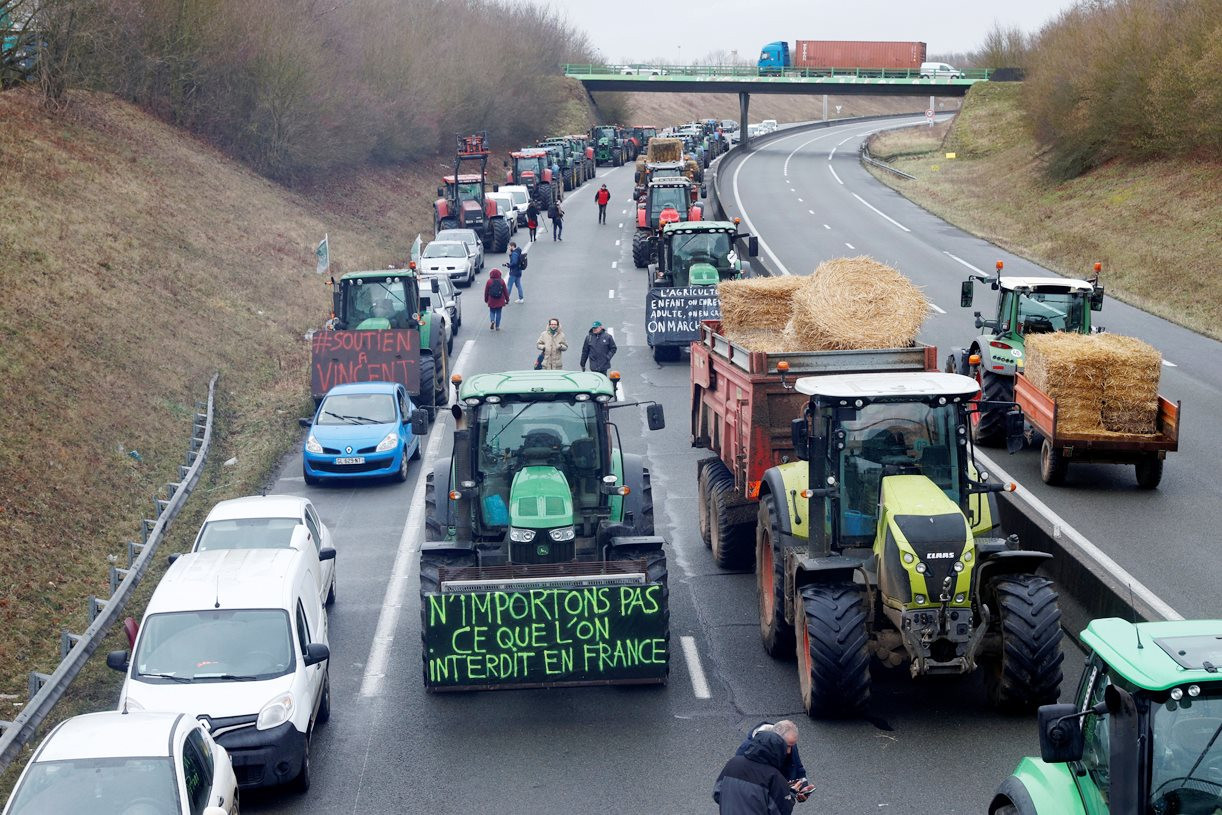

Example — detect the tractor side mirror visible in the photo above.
[791,418,809,460]
[960,280,974,308]
[1037,704,1085,764]
[411,409,429,437]
[646,403,665,431]
[1090,285,1104,311]
[747,236,759,258]
[436,186,444,198]
[1005,410,1025,454]
[973,312,985,329]
[299,417,312,428]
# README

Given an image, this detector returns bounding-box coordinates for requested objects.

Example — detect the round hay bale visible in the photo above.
[787,257,928,350]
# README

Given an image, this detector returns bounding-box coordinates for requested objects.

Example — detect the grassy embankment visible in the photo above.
[864,82,1221,340]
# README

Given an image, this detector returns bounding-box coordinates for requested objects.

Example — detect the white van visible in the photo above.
[109,548,330,792]
[920,61,964,79]
[760,119,778,133]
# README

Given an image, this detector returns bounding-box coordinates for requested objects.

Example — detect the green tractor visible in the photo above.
[756,371,1064,717]
[990,617,1222,815]
[419,370,671,690]
[591,125,627,167]
[538,139,582,191]
[948,261,1105,445]
[312,254,449,414]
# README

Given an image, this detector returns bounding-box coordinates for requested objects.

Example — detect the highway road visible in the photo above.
[233,117,1134,815]
[720,117,1222,623]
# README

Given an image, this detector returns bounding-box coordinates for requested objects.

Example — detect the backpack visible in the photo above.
[489,278,505,300]
[519,252,528,270]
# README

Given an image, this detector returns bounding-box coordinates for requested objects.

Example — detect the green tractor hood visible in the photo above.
[509,466,574,529]
[688,262,719,286]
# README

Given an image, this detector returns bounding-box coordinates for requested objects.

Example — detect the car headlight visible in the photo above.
[549,525,576,542]
[257,692,294,730]
[374,432,398,453]
[509,527,536,543]
[305,435,323,454]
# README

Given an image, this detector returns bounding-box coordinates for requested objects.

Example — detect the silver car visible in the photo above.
[487,193,518,235]
[419,240,476,286]
[435,228,484,273]
[423,273,462,333]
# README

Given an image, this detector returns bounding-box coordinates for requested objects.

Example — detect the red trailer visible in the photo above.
[793,40,926,71]
[690,320,937,568]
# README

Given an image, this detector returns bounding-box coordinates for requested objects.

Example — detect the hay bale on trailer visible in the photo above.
[716,276,805,336]
[787,257,928,351]
[646,138,684,163]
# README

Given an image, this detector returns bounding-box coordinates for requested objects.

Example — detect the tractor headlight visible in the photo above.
[953,561,965,572]
[305,435,323,454]
[915,595,927,605]
[902,552,915,564]
[915,563,927,574]
[509,527,536,543]
[549,525,576,542]
[962,551,973,563]
[374,432,398,453]
[954,593,966,603]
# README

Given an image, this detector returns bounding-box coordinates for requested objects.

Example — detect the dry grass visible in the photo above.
[865,82,1222,339]
[623,93,955,127]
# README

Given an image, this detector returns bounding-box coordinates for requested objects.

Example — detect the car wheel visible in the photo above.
[325,574,335,606]
[317,670,331,723]
[395,448,410,483]
[410,438,422,461]
[292,732,311,793]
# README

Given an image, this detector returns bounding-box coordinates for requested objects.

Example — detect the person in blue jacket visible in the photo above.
[734,721,813,802]
[714,731,794,815]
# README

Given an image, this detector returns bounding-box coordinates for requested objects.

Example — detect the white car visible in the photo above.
[419,240,476,286]
[920,61,964,79]
[191,494,336,609]
[2,711,239,815]
[435,228,484,273]
[619,64,668,76]
[487,192,518,234]
[420,289,454,356]
[499,185,532,227]
[759,119,778,133]
[422,274,462,333]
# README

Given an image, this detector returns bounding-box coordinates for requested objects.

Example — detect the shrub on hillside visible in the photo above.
[1024,0,1221,179]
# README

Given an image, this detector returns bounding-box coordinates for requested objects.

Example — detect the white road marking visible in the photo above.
[929,303,946,314]
[611,261,618,269]
[851,192,910,232]
[608,289,615,298]
[618,222,624,228]
[827,148,835,160]
[1162,359,1178,367]
[836,133,857,147]
[621,210,627,215]
[943,251,986,275]
[615,240,621,246]
[845,242,855,250]
[828,166,843,185]
[359,340,475,698]
[808,209,815,215]
[680,636,711,699]
[823,224,831,229]
[797,197,804,202]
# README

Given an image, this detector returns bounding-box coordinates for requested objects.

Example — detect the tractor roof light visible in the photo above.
[602,475,618,484]
[1188,684,1201,697]
[915,563,927,574]
[996,260,1004,271]
[594,394,612,403]
[1171,687,1184,701]
[460,480,476,489]
[451,373,463,384]
[464,397,480,406]
[1094,262,1102,273]
[574,393,591,401]
[776,361,790,373]
[608,371,621,381]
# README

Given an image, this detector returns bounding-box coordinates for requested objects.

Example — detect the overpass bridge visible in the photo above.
[563,64,990,142]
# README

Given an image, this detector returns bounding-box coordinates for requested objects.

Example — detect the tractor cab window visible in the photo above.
[1000,289,1086,335]
[649,187,689,222]
[344,278,416,329]
[514,158,540,177]
[835,401,961,542]
[1079,660,1113,807]
[475,400,603,529]
[671,232,732,284]
[1149,685,1222,810]
[455,182,481,202]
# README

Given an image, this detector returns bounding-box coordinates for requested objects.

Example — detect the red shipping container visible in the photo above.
[793,40,927,70]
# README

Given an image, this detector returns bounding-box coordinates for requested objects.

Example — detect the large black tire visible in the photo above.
[419,353,436,415]
[983,575,1064,712]
[973,369,1012,447]
[652,344,681,363]
[292,732,311,793]
[438,216,458,233]
[706,461,753,570]
[536,182,554,212]
[621,458,655,536]
[1039,439,1067,486]
[637,468,654,536]
[631,231,652,269]
[696,463,712,548]
[757,495,795,658]
[424,470,445,539]
[491,217,510,253]
[612,150,623,167]
[419,550,478,596]
[797,583,871,718]
[1135,456,1163,489]
[316,670,331,723]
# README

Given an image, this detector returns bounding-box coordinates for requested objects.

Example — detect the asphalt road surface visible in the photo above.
[244,128,1106,815]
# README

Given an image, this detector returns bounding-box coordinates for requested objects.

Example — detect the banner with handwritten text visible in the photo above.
[310,329,420,399]
[645,287,722,348]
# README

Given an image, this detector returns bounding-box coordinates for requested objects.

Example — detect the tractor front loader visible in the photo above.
[433,132,511,252]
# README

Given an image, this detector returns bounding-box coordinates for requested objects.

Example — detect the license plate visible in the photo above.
[334,457,365,465]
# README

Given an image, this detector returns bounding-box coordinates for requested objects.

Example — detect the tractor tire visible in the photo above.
[419,353,435,415]
[696,463,713,548]
[613,151,623,167]
[757,495,795,658]
[797,583,871,718]
[706,461,753,570]
[621,457,655,536]
[424,470,445,539]
[538,182,555,212]
[438,217,458,233]
[419,550,478,597]
[631,231,652,269]
[491,218,510,253]
[1039,439,1067,486]
[562,169,573,191]
[1135,456,1163,489]
[973,370,1011,447]
[652,344,681,363]
[983,574,1064,712]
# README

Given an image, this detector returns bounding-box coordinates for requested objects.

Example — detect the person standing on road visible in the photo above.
[484,268,509,331]
[526,200,539,241]
[536,318,568,370]
[506,241,525,303]
[549,200,565,241]
[713,730,795,815]
[580,321,617,375]
[735,722,814,804]
[595,184,611,224]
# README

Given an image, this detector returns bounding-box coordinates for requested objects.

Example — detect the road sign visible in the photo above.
[925,109,934,119]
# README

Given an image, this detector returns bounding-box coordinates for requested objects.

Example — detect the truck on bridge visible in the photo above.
[758,40,927,73]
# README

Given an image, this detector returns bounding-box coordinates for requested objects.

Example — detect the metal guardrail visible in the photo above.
[0,373,219,770]
[859,141,916,180]
[563,64,992,82]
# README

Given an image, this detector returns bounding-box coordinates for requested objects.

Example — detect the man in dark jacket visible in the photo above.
[735,721,813,802]
[579,321,617,376]
[713,731,795,815]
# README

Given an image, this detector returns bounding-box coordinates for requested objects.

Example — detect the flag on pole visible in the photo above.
[315,234,330,275]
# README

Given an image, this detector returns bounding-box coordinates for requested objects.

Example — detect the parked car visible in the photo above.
[500,185,532,227]
[420,288,454,357]
[434,227,484,273]
[421,274,462,333]
[920,61,964,79]
[419,240,475,287]
[300,382,427,484]
[487,192,518,235]
[191,494,336,608]
[619,64,668,76]
[109,548,331,791]
[2,711,238,815]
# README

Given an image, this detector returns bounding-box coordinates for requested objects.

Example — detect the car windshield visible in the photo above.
[6,757,178,814]
[1150,687,1222,809]
[838,401,961,543]
[134,609,294,682]
[424,243,467,259]
[649,186,689,220]
[508,190,528,206]
[1014,290,1087,333]
[317,392,397,425]
[195,517,299,552]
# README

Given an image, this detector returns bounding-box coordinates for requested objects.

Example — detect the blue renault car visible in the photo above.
[301,382,428,485]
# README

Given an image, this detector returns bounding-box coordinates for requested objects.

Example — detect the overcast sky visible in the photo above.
[545,0,1078,62]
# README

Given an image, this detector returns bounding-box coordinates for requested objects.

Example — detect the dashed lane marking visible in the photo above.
[608,289,615,298]
[851,192,910,232]
[942,251,986,275]
[845,242,855,250]
[929,303,946,314]
[680,636,711,700]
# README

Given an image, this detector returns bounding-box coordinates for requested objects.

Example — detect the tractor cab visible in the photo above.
[655,221,755,287]
[641,179,698,227]
[506,149,552,193]
[331,270,422,331]
[434,132,496,235]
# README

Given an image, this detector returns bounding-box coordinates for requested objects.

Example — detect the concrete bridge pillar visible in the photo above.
[738,91,750,147]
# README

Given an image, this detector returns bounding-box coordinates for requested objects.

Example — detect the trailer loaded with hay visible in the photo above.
[1014,333,1180,488]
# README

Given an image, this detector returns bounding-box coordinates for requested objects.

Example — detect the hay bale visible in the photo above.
[787,257,928,350]
[1100,335,1161,433]
[646,138,683,163]
[721,327,795,353]
[717,276,805,334]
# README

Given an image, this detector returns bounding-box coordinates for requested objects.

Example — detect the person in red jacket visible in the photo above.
[595,184,611,224]
[484,268,510,331]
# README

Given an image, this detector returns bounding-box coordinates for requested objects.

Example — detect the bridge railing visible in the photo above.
[563,64,991,81]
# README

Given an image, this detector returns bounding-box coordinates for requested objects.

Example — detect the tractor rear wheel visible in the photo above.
[797,583,870,718]
[757,495,795,658]
[562,169,573,191]
[424,470,445,539]
[972,370,1011,446]
[419,550,478,597]
[631,231,652,268]
[490,218,510,253]
[696,463,713,548]
[438,217,458,233]
[1135,456,1163,489]
[1039,439,1067,485]
[706,461,752,570]
[983,575,1064,712]
[536,182,554,212]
